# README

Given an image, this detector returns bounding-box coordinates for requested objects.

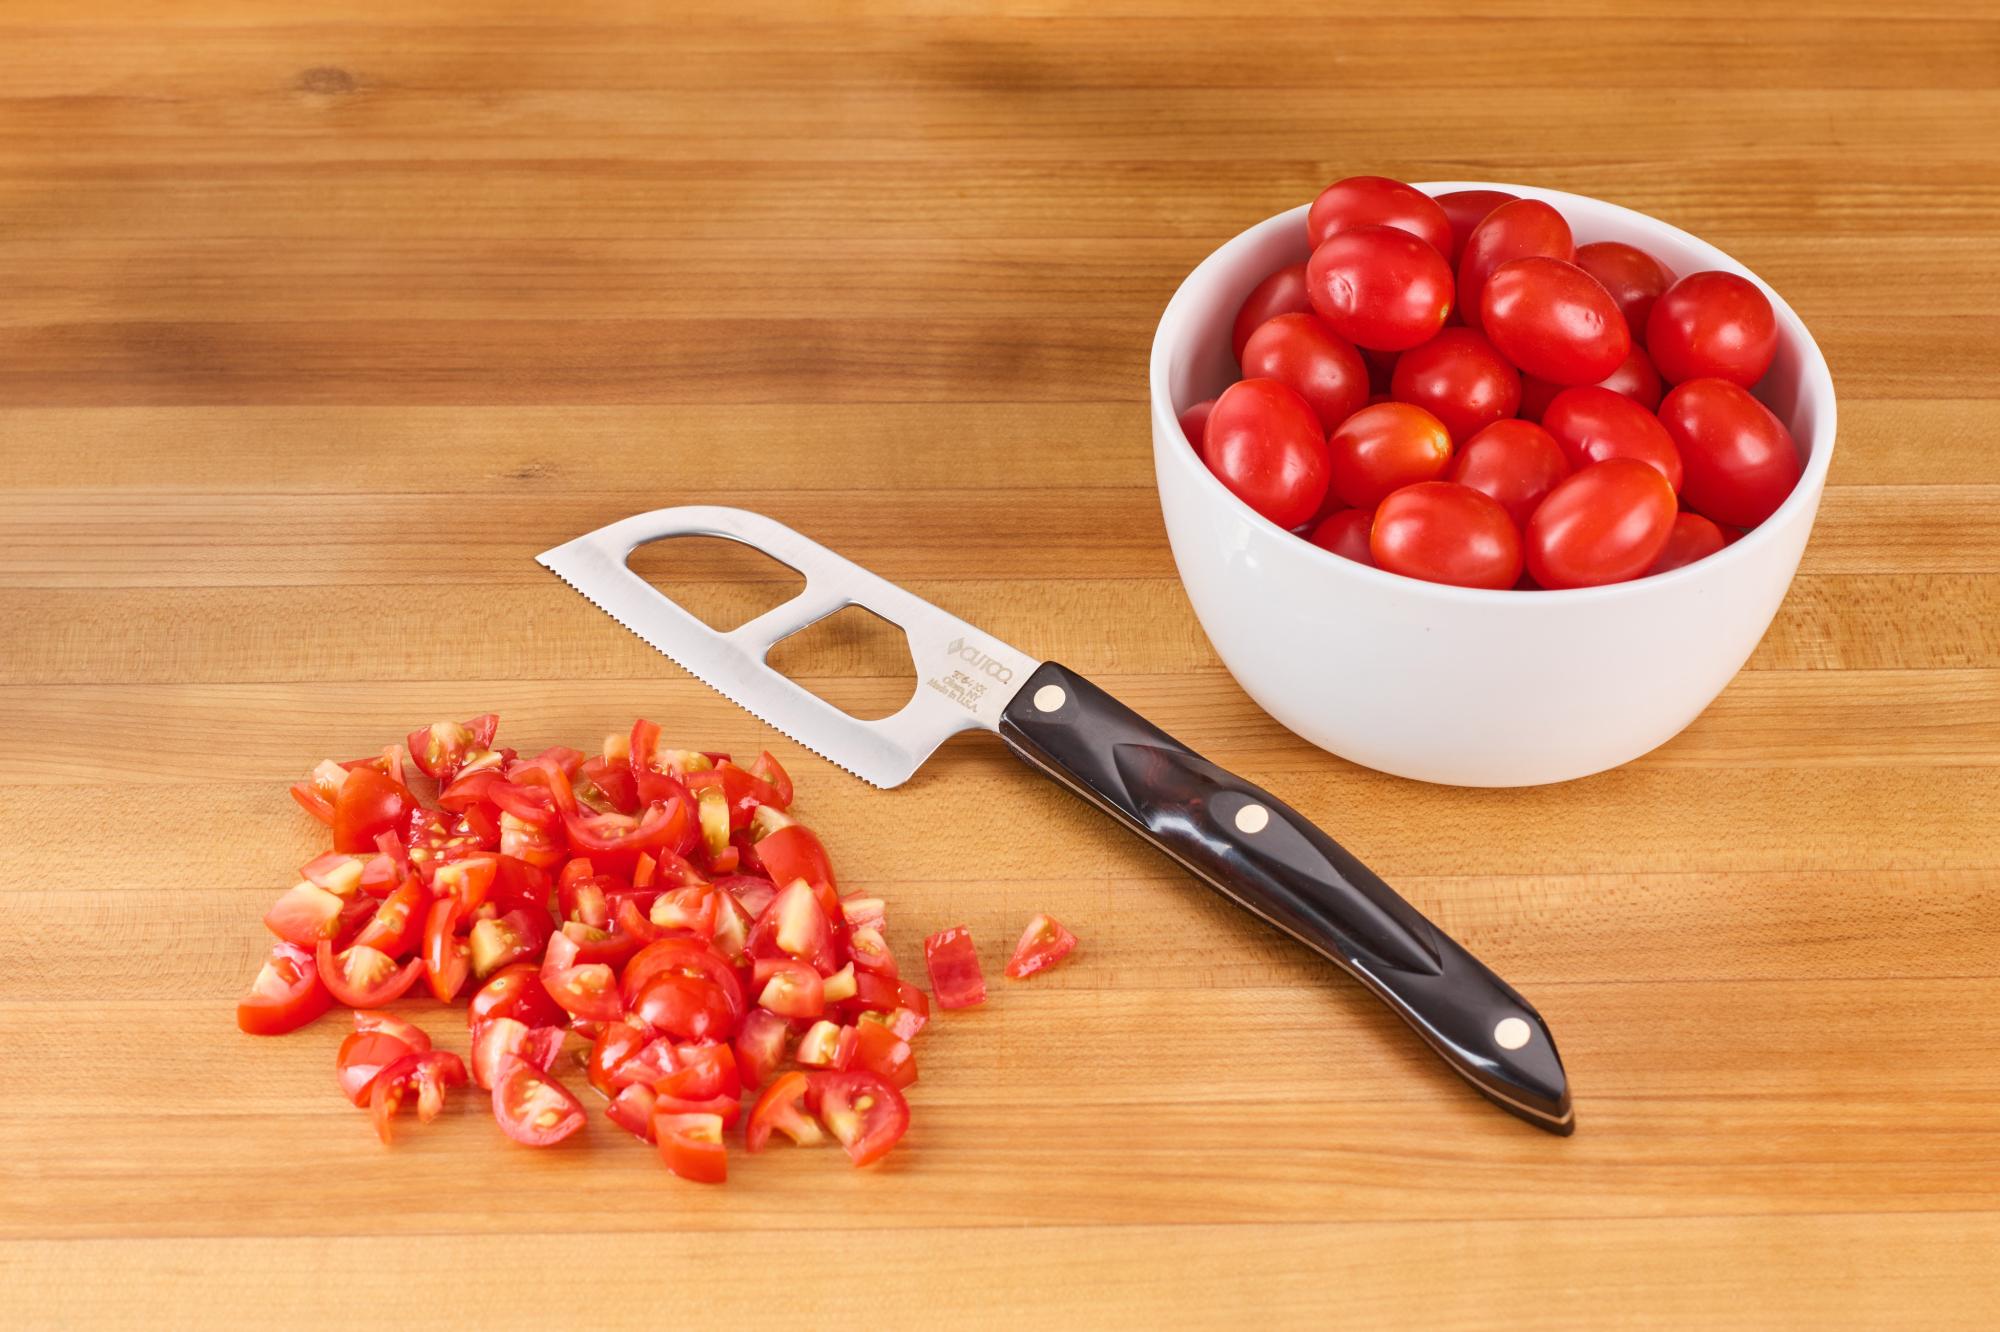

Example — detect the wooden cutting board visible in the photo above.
[2,2,1996,1326]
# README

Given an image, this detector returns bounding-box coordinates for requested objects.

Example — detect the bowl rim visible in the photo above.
[1148,180,1839,605]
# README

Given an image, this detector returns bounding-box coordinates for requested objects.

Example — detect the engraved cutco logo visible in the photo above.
[945,637,1014,685]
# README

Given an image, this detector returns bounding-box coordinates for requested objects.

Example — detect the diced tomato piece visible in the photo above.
[484,855,550,917]
[745,1070,823,1152]
[369,1049,467,1144]
[654,1111,727,1182]
[613,1037,679,1092]
[795,1020,857,1070]
[649,884,718,938]
[539,930,622,1023]
[236,941,332,1035]
[316,940,425,1009]
[421,897,471,1003]
[353,1010,431,1052]
[300,853,367,898]
[498,809,565,869]
[332,765,409,854]
[851,1017,917,1090]
[586,1017,655,1098]
[748,751,793,808]
[411,1050,467,1122]
[620,940,745,1024]
[635,972,739,1040]
[368,1052,422,1142]
[606,1083,658,1141]
[733,1008,791,1091]
[353,878,427,959]
[923,926,986,1009]
[692,782,730,857]
[336,1028,421,1106]
[264,881,345,948]
[719,874,777,922]
[470,1016,566,1091]
[839,968,900,1018]
[657,1043,740,1101]
[709,889,751,964]
[468,907,552,979]
[821,963,857,1004]
[491,1057,586,1147]
[754,823,837,895]
[808,1071,910,1167]
[466,962,567,1031]
[357,848,402,899]
[558,919,641,970]
[897,980,930,1017]
[1005,913,1078,980]
[840,894,887,931]
[745,880,838,975]
[407,715,501,783]
[291,782,335,825]
[755,959,824,1020]
[847,926,897,978]
[870,1006,928,1042]
[655,1092,742,1129]
[613,895,664,947]
[575,754,640,815]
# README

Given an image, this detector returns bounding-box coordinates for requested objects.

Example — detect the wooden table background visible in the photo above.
[3,2,1997,1327]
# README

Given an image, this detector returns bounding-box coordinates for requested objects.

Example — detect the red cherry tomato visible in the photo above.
[1656,378,1803,527]
[1240,313,1369,432]
[1231,262,1311,361]
[1369,482,1522,590]
[1389,328,1521,443]
[1306,224,1454,352]
[1432,189,1518,265]
[1594,344,1664,411]
[1573,242,1675,338]
[490,1057,586,1147]
[1306,509,1375,565]
[1199,377,1330,529]
[1456,199,1573,332]
[1540,385,1683,492]
[1449,419,1573,528]
[1325,402,1453,509]
[1177,398,1214,448]
[1306,175,1453,256]
[1524,458,1678,589]
[1648,512,1729,575]
[1646,271,1778,388]
[1480,256,1630,387]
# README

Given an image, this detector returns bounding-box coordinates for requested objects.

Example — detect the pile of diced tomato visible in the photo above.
[239,714,1078,1182]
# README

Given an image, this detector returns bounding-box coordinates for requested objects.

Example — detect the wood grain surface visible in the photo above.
[2,2,1996,1327]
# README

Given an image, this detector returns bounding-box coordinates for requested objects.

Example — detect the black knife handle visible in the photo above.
[998,661,1572,1135]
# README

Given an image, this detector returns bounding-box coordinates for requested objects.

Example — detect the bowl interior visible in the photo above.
[1154,182,1836,583]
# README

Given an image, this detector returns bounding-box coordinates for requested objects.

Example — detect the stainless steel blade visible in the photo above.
[537,506,1041,788]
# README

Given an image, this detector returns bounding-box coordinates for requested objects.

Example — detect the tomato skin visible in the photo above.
[1656,378,1803,527]
[1306,175,1453,256]
[1306,224,1455,352]
[490,1057,586,1147]
[1646,271,1778,388]
[850,1019,917,1090]
[753,822,838,895]
[1648,512,1729,574]
[1305,509,1376,565]
[637,971,740,1038]
[353,878,427,959]
[734,1008,791,1091]
[1240,313,1370,433]
[1199,377,1330,529]
[1003,913,1079,980]
[621,939,746,1025]
[1389,328,1522,443]
[1540,385,1684,492]
[1325,401,1453,510]
[1573,242,1675,338]
[922,926,987,1010]
[472,1016,566,1090]
[1432,189,1518,265]
[237,941,333,1035]
[1449,419,1573,529]
[1525,459,1679,589]
[264,881,345,948]
[1593,344,1665,411]
[1368,482,1522,590]
[332,766,409,854]
[1456,199,1574,333]
[1177,398,1214,449]
[1230,261,1311,362]
[1480,257,1631,387]
[754,959,826,1020]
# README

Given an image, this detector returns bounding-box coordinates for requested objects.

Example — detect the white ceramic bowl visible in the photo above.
[1150,182,1836,787]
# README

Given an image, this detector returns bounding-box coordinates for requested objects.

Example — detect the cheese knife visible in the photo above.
[538,505,1574,1135]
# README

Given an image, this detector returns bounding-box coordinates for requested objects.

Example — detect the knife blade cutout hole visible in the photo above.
[767,605,916,722]
[625,535,806,633]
